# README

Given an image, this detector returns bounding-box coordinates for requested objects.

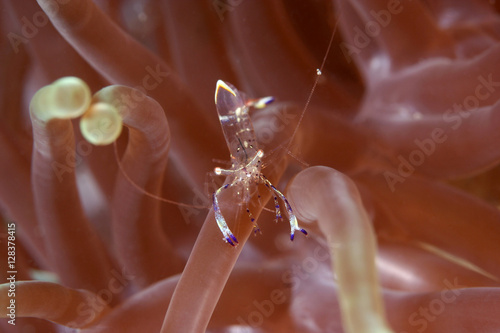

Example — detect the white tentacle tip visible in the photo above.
[30,77,91,122]
[80,102,122,145]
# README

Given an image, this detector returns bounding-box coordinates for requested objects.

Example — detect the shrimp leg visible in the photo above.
[261,176,308,241]
[212,183,239,246]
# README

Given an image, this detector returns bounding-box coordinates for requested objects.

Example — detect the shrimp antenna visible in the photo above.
[113,141,208,209]
[286,15,339,153]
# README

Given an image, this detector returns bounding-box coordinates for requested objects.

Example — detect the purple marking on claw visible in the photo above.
[290,233,295,241]
[226,237,236,246]
[301,229,308,235]
[230,234,239,244]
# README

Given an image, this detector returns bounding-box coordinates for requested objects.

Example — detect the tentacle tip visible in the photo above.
[30,76,91,122]
[80,102,122,145]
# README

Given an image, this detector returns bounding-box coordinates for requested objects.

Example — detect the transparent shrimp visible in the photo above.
[213,80,307,246]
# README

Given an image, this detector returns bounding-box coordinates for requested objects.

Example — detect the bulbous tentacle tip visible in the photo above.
[80,102,123,145]
[30,76,91,122]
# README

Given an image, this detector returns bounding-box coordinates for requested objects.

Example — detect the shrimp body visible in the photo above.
[214,80,260,166]
[212,80,307,246]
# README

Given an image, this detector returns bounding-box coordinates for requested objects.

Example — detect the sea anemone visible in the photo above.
[1,0,500,332]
